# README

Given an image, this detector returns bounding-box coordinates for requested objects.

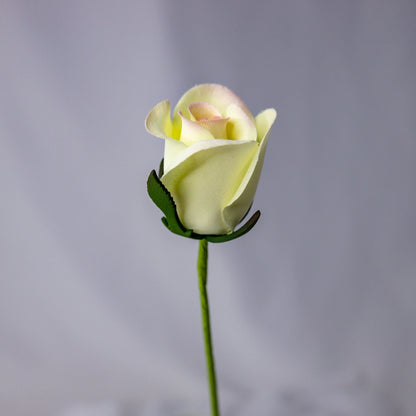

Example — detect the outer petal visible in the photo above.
[172,84,254,131]
[161,140,258,235]
[164,137,187,173]
[222,108,277,229]
[255,107,277,143]
[145,99,173,139]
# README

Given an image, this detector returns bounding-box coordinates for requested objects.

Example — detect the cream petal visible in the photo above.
[222,108,277,229]
[188,101,222,121]
[255,108,277,143]
[161,139,258,235]
[173,84,254,127]
[179,112,215,145]
[197,117,229,139]
[225,103,257,141]
[188,101,229,139]
[164,137,187,174]
[145,99,173,139]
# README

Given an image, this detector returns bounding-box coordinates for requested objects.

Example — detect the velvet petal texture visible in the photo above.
[161,139,258,235]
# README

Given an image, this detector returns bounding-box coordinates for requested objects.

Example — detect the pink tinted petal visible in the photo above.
[188,101,222,121]
[197,117,229,140]
[173,84,254,126]
[179,111,214,145]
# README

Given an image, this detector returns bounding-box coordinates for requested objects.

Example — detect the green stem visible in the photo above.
[197,239,220,416]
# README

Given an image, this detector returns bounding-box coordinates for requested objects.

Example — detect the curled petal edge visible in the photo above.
[161,137,256,177]
[173,84,255,128]
[222,108,276,229]
[145,99,173,139]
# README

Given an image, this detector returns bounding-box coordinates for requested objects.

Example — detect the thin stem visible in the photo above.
[197,239,220,416]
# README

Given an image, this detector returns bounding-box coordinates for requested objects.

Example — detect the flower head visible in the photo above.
[146,84,276,235]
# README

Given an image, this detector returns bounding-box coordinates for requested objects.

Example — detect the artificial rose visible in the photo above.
[145,84,276,235]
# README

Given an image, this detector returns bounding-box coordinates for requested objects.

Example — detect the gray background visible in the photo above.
[1,1,415,415]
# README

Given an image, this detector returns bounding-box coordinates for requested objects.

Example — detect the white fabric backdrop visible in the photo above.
[1,1,415,415]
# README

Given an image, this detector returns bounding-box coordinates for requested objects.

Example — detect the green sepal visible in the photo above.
[147,170,194,238]
[147,166,261,243]
[158,158,164,178]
